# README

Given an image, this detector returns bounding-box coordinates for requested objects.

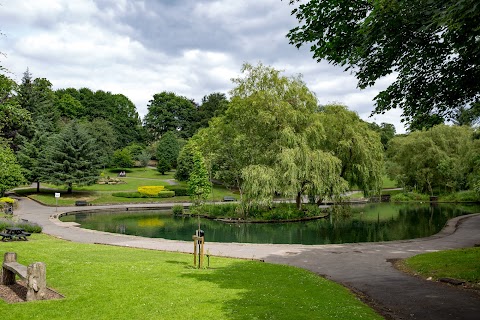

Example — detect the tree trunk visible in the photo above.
[36,181,41,193]
[296,192,302,210]
[67,183,72,194]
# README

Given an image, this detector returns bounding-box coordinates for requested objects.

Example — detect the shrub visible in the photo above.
[391,192,430,202]
[0,218,42,233]
[138,186,165,197]
[172,205,184,215]
[165,186,189,196]
[158,191,175,198]
[112,192,149,198]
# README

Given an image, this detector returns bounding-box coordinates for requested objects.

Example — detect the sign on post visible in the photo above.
[55,193,60,211]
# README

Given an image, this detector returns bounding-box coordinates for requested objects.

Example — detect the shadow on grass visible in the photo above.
[181,260,380,320]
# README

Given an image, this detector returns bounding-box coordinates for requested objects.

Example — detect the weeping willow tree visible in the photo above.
[186,63,382,214]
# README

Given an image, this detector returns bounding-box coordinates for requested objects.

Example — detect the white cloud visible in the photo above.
[0,0,407,133]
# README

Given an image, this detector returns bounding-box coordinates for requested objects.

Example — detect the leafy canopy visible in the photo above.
[287,0,480,129]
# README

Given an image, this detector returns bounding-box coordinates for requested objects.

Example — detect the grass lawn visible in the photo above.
[14,167,239,206]
[401,247,480,284]
[0,235,381,320]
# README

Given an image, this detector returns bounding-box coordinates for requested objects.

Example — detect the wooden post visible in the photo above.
[26,262,47,301]
[2,252,17,285]
[193,236,198,267]
[199,237,204,268]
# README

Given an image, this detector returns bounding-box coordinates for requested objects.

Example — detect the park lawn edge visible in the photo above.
[396,247,480,290]
[0,234,382,320]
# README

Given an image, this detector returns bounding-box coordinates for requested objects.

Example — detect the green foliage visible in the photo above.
[137,149,151,168]
[288,0,480,129]
[319,104,384,197]
[0,141,25,196]
[112,148,135,168]
[144,91,197,140]
[39,121,102,193]
[175,139,197,181]
[188,151,211,205]
[156,131,181,169]
[0,218,42,233]
[194,92,229,131]
[172,204,184,215]
[112,192,149,198]
[391,192,430,202]
[387,125,478,194]
[158,190,175,198]
[156,156,170,175]
[440,191,479,203]
[165,185,189,196]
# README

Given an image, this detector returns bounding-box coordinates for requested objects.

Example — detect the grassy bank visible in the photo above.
[0,234,381,320]
[401,247,480,285]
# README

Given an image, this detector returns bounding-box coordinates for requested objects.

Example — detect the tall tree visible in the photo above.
[156,131,182,170]
[188,151,211,205]
[193,63,353,211]
[0,75,31,149]
[0,141,25,196]
[319,104,384,196]
[287,0,480,128]
[40,121,101,193]
[143,92,197,140]
[194,93,229,131]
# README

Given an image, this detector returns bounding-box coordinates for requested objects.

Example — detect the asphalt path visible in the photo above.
[8,196,480,320]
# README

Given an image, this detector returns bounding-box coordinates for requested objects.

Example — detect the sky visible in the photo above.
[0,0,406,133]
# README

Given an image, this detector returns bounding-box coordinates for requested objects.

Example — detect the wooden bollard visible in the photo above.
[2,252,17,285]
[26,262,47,301]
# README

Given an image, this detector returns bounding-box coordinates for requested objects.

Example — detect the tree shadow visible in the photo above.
[180,260,371,320]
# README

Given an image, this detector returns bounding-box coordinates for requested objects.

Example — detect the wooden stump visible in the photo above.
[1,252,17,285]
[26,262,47,301]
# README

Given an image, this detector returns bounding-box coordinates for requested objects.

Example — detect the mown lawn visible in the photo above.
[0,235,382,320]
[402,247,480,284]
[14,168,238,206]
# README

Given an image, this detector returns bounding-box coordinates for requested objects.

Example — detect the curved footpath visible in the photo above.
[10,197,480,320]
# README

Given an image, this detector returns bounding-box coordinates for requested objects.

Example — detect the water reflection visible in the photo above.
[61,203,480,244]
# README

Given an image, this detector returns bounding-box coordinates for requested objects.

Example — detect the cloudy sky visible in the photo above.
[0,0,405,132]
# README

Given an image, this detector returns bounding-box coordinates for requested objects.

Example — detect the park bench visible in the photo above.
[2,252,47,301]
[75,200,89,206]
[223,196,236,202]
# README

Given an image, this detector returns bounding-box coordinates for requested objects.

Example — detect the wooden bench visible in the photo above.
[2,252,47,301]
[75,200,89,206]
[223,196,236,202]
[0,232,12,241]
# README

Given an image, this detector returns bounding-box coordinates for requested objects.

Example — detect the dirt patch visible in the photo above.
[0,280,63,303]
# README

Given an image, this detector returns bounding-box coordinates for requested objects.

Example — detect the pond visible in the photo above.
[60,203,480,245]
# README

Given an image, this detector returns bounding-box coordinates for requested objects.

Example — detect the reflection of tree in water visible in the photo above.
[65,203,480,244]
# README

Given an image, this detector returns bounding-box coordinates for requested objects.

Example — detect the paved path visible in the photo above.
[10,197,480,320]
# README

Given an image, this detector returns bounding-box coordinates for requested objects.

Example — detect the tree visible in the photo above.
[368,122,396,150]
[386,124,476,194]
[0,141,25,196]
[175,139,198,181]
[137,150,151,169]
[192,63,354,211]
[111,148,134,168]
[0,75,31,150]
[194,93,229,131]
[319,105,384,197]
[188,151,211,205]
[40,122,101,193]
[287,0,480,128]
[143,92,197,140]
[156,131,181,170]
[156,156,170,175]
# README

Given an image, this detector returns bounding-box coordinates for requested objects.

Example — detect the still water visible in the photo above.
[61,203,480,244]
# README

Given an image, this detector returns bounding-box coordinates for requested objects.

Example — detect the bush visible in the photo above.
[165,186,189,196]
[440,191,480,202]
[172,205,184,215]
[109,168,133,174]
[112,192,149,198]
[158,191,175,198]
[0,218,42,233]
[138,186,165,197]
[391,192,430,202]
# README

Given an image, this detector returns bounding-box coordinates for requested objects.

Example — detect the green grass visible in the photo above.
[13,167,238,206]
[382,176,397,189]
[0,235,381,320]
[402,247,480,283]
